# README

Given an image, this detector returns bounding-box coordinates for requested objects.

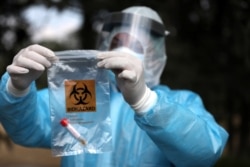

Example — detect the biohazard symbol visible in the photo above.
[65,80,96,112]
[70,83,92,105]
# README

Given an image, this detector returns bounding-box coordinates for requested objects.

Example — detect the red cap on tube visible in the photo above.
[60,118,69,127]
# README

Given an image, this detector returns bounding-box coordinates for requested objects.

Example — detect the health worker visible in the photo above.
[0,6,228,167]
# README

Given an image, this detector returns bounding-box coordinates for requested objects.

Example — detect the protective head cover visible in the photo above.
[100,6,168,88]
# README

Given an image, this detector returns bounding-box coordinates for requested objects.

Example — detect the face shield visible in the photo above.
[99,6,168,88]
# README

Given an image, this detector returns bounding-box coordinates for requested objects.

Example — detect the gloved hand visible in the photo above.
[6,44,57,96]
[97,50,157,114]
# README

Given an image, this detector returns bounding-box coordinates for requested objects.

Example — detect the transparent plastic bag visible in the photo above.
[47,50,112,156]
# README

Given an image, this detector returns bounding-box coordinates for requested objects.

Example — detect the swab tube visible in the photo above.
[60,118,87,145]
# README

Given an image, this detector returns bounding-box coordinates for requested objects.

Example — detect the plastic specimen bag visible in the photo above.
[47,50,112,156]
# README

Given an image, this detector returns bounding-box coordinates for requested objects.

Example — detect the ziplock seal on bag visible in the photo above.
[47,50,112,157]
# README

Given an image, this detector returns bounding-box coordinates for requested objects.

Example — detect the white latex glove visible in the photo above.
[97,50,157,114]
[6,44,57,96]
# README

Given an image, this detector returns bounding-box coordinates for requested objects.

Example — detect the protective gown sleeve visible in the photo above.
[134,85,228,167]
[0,72,51,148]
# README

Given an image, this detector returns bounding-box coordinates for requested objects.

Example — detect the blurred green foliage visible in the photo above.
[215,156,250,167]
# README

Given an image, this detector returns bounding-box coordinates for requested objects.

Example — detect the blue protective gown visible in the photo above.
[0,73,228,167]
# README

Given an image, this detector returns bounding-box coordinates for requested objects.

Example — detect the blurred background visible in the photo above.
[0,0,249,166]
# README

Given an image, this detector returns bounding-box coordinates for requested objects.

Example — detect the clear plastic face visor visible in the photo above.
[100,12,167,88]
[102,12,166,54]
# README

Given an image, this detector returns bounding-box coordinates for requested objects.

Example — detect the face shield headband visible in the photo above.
[102,12,166,37]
